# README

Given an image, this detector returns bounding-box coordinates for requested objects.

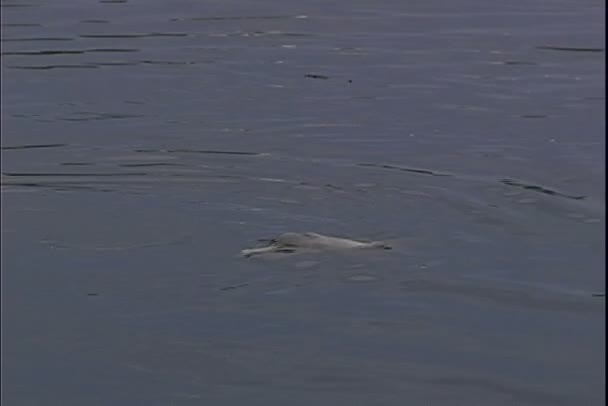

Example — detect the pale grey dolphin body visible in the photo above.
[241,232,391,258]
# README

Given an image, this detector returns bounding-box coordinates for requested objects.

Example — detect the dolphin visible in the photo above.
[241,232,391,258]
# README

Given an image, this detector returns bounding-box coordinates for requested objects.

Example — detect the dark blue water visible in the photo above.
[2,1,605,405]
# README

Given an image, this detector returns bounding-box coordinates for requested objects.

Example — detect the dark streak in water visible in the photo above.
[3,172,147,177]
[358,163,451,177]
[501,178,586,200]
[119,163,185,168]
[502,60,537,65]
[219,283,249,291]
[359,162,586,202]
[2,37,74,42]
[2,48,139,56]
[173,15,296,22]
[9,60,199,70]
[305,74,330,80]
[81,19,109,24]
[2,143,67,150]
[401,279,602,314]
[0,3,37,7]
[1,182,40,187]
[135,148,262,156]
[8,65,99,70]
[536,45,604,53]
[90,62,138,67]
[324,183,343,191]
[80,33,188,38]
[60,162,94,166]
[2,174,240,192]
[60,112,145,121]
[140,60,197,65]
[2,182,113,192]
[1,23,42,27]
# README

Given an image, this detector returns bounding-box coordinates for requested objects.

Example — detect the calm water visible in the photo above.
[1,0,605,405]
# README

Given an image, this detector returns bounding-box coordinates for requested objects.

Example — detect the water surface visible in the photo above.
[1,0,605,405]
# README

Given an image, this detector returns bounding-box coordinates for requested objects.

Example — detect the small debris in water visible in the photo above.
[305,74,329,80]
[86,293,99,296]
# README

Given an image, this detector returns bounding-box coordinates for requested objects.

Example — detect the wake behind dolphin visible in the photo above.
[241,232,392,258]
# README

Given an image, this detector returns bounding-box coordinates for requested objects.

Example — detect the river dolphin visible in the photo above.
[241,232,391,258]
